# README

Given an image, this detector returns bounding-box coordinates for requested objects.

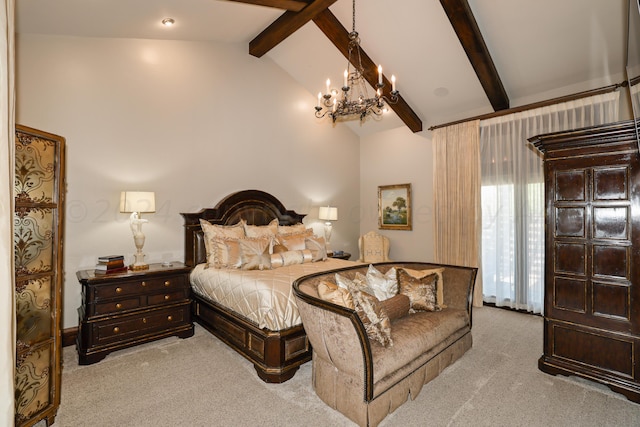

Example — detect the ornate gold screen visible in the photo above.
[14,125,65,427]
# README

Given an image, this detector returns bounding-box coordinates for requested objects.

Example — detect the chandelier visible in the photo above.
[315,0,399,123]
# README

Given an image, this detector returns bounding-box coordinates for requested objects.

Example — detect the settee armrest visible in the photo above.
[293,279,374,399]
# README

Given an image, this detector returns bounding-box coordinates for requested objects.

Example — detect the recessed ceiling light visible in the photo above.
[162,18,175,27]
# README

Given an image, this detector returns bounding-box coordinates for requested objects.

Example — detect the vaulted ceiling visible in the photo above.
[15,0,628,137]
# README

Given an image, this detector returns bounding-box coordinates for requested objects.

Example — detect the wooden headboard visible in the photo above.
[180,189,306,267]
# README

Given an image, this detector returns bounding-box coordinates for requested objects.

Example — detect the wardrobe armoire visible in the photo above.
[531,120,640,403]
[14,125,65,426]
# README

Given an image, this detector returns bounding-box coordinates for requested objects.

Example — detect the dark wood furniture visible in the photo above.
[76,262,194,365]
[181,189,312,383]
[329,251,351,260]
[14,125,65,427]
[531,120,640,403]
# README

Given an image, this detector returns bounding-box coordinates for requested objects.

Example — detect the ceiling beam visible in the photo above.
[313,9,423,133]
[439,0,509,111]
[249,0,338,57]
[224,0,312,12]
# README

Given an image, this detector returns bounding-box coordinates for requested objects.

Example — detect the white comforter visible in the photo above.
[190,258,358,330]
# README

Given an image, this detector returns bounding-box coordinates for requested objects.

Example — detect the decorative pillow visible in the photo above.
[335,272,373,295]
[200,219,246,267]
[239,238,272,270]
[344,276,393,347]
[317,280,354,309]
[365,265,398,301]
[210,237,242,269]
[277,223,307,234]
[243,218,278,239]
[379,294,411,321]
[272,244,288,254]
[278,229,314,251]
[270,249,313,268]
[401,267,446,308]
[397,268,440,312]
[305,235,328,261]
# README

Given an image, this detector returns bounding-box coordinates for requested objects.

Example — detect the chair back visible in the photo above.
[358,231,391,262]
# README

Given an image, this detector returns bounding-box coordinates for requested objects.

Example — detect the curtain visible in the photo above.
[433,120,483,307]
[479,91,620,313]
[0,0,14,424]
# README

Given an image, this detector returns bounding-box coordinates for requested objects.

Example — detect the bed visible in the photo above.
[181,189,354,383]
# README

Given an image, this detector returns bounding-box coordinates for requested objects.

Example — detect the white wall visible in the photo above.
[359,126,434,262]
[16,34,360,329]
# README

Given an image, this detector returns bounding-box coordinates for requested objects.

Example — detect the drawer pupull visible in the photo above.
[113,327,120,333]
[164,295,170,300]
[141,281,146,287]
[115,287,122,293]
[164,280,171,287]
[143,318,147,324]
[115,303,122,309]
[167,315,173,321]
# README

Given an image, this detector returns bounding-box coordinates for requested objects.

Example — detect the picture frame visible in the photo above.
[378,183,412,230]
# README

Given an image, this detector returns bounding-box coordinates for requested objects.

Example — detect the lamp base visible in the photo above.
[129,263,149,271]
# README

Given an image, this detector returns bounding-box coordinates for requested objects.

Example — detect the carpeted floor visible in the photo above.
[48,307,640,426]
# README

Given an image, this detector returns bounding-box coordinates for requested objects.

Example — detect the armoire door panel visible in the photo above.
[554,242,587,275]
[592,245,630,280]
[553,277,587,312]
[555,207,586,237]
[592,207,629,240]
[555,170,587,201]
[592,281,631,321]
[593,167,628,201]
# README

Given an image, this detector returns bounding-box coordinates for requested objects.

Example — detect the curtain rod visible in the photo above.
[428,81,627,131]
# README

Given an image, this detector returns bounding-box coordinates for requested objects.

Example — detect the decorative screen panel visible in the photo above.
[14,125,65,427]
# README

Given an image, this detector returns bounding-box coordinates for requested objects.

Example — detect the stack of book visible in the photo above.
[95,255,128,274]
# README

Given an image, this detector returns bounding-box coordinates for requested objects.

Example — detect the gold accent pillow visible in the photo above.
[211,237,242,269]
[270,250,313,268]
[317,280,354,309]
[380,294,410,321]
[278,229,314,251]
[243,218,279,239]
[200,219,246,268]
[397,268,440,312]
[305,235,328,261]
[401,267,446,308]
[239,238,272,270]
[277,223,308,234]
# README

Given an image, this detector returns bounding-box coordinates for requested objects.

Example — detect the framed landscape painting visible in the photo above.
[378,183,412,230]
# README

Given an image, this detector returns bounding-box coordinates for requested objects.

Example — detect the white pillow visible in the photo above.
[365,265,398,301]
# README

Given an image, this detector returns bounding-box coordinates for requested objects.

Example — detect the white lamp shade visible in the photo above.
[120,191,156,213]
[318,206,338,221]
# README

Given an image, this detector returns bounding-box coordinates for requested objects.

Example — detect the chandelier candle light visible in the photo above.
[119,191,156,271]
[315,0,399,123]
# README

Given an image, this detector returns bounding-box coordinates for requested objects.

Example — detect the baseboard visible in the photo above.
[62,327,78,347]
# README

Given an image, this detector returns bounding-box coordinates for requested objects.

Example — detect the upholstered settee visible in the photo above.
[292,262,477,427]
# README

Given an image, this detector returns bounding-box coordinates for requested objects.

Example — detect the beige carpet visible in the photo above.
[48,307,640,426]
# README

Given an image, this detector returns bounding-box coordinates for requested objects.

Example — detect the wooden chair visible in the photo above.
[358,231,391,263]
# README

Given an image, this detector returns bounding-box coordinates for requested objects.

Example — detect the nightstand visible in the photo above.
[330,252,351,260]
[76,262,194,365]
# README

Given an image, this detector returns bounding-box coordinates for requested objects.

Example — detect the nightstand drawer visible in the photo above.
[93,297,141,316]
[93,304,190,345]
[93,274,187,300]
[147,289,188,306]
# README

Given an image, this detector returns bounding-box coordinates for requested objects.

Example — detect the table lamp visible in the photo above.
[120,191,156,270]
[318,206,338,254]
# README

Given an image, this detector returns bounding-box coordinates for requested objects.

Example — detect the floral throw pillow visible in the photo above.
[342,275,393,347]
[397,268,440,312]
